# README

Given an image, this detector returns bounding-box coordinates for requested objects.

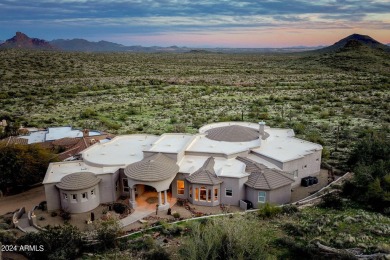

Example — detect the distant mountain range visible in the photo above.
[0,31,388,54]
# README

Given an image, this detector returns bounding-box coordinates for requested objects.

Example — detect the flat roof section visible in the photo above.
[147,134,195,153]
[43,161,118,184]
[252,136,322,163]
[186,135,260,155]
[46,127,101,141]
[19,131,46,144]
[179,155,247,178]
[82,135,160,167]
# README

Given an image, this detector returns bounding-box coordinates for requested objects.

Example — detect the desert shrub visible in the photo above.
[51,211,58,217]
[0,230,16,244]
[143,247,171,260]
[258,203,282,219]
[179,214,274,259]
[172,212,180,219]
[95,219,122,250]
[16,225,83,260]
[112,203,127,214]
[60,209,71,221]
[319,192,344,210]
[281,204,299,215]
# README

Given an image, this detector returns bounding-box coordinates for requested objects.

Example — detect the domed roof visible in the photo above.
[206,125,259,142]
[124,153,179,182]
[56,172,101,191]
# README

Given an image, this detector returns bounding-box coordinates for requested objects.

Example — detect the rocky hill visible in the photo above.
[0,32,55,50]
[316,33,390,53]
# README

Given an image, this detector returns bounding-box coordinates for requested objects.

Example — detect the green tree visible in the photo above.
[0,144,56,193]
[16,225,83,260]
[95,219,122,250]
[343,134,390,213]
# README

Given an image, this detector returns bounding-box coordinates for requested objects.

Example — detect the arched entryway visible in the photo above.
[129,184,172,211]
[124,153,179,211]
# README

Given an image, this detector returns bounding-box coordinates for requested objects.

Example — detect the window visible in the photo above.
[258,191,266,203]
[123,178,129,192]
[214,188,218,201]
[177,180,185,195]
[91,189,95,196]
[195,188,199,201]
[189,185,192,198]
[208,189,212,202]
[292,170,298,179]
[115,181,118,192]
[71,194,77,201]
[82,192,88,201]
[200,186,207,201]
[225,188,233,197]
[63,193,68,200]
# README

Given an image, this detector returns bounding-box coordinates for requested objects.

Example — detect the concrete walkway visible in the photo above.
[119,208,155,227]
[16,213,39,233]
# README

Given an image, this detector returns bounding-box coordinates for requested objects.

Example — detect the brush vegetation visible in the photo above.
[1,48,389,168]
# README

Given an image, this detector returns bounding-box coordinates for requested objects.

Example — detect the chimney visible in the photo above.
[83,129,89,137]
[258,121,265,137]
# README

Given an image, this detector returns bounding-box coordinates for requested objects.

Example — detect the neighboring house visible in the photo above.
[43,122,323,213]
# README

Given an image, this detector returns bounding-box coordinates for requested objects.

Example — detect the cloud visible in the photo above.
[0,0,389,46]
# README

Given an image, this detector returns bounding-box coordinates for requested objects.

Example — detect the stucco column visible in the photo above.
[158,191,162,206]
[164,190,168,204]
[129,187,137,209]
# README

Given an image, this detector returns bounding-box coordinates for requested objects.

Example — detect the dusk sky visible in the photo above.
[1,0,390,47]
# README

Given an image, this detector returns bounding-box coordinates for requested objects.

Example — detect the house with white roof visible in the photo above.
[43,122,322,213]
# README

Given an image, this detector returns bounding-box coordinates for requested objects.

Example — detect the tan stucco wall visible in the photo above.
[45,183,61,211]
[282,150,322,187]
[219,176,248,206]
[59,184,100,213]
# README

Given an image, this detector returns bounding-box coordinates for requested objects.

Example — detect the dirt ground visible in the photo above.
[0,186,46,215]
[122,202,242,232]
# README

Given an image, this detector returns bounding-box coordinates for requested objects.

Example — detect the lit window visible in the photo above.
[200,186,207,201]
[189,185,192,198]
[195,188,199,201]
[225,188,233,197]
[214,188,218,201]
[258,191,266,203]
[208,189,212,202]
[123,178,129,192]
[177,180,185,195]
[72,194,77,201]
[63,193,68,200]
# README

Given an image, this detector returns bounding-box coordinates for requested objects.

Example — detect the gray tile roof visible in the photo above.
[186,157,223,185]
[56,172,101,191]
[205,125,259,142]
[124,153,179,182]
[237,156,294,190]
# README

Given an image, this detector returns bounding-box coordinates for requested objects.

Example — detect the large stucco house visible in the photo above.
[43,122,322,213]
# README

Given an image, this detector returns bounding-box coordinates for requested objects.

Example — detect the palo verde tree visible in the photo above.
[0,144,56,193]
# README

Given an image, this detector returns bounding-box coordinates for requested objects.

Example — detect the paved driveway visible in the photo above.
[0,186,46,215]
